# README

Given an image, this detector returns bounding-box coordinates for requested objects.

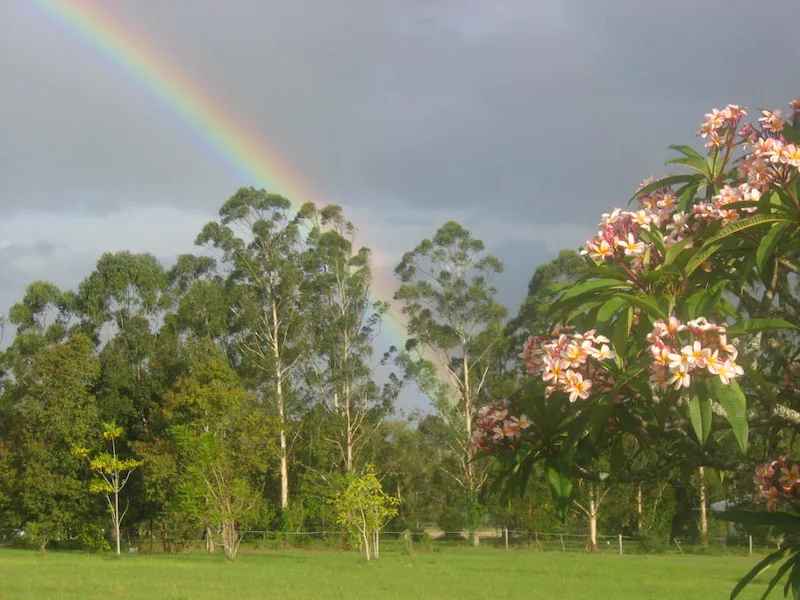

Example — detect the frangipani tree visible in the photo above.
[478,96,800,586]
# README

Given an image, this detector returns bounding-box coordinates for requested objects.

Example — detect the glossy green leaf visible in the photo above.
[707,148,721,181]
[761,555,795,600]
[639,227,667,260]
[612,306,633,358]
[609,435,625,472]
[688,392,712,446]
[789,558,800,600]
[557,278,630,303]
[728,545,796,600]
[668,143,707,162]
[544,281,572,294]
[727,318,799,338]
[783,122,800,145]
[629,174,699,202]
[588,401,612,443]
[545,454,574,523]
[756,221,789,273]
[613,293,668,321]
[709,378,748,453]
[666,155,710,177]
[742,365,775,402]
[685,215,789,275]
[718,510,800,528]
[596,297,626,325]
[698,282,726,318]
[677,183,700,212]
[663,237,694,266]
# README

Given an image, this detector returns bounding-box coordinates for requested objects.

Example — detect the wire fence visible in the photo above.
[125,528,776,556]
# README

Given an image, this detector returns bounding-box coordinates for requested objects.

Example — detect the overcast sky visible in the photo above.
[1,1,798,406]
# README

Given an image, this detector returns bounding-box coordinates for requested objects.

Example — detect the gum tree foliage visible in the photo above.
[196,187,308,512]
[76,251,170,429]
[298,203,399,474]
[394,221,507,542]
[163,254,232,342]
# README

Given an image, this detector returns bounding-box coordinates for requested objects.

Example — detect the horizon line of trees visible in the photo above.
[0,187,778,555]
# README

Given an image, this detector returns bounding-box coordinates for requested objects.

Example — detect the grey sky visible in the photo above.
[1,0,798,374]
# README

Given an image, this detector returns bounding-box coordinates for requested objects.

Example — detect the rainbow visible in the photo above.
[34,0,411,349]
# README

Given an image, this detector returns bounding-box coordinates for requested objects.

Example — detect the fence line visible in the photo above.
[129,527,767,557]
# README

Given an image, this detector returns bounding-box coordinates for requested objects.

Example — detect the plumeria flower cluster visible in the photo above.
[583,96,800,275]
[520,325,617,402]
[741,125,800,186]
[737,100,800,190]
[697,104,748,148]
[647,316,743,391]
[754,456,800,511]
[690,183,760,227]
[582,205,663,265]
[472,400,532,454]
[583,180,763,274]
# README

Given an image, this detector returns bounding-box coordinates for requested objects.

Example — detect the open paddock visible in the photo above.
[0,545,772,599]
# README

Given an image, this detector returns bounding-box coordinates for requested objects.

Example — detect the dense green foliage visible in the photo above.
[0,184,790,558]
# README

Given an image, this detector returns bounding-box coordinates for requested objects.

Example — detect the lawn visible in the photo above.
[0,546,772,599]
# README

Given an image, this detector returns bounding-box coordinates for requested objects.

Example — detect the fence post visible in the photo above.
[504,528,509,550]
[560,534,566,552]
[618,534,623,555]
[749,535,753,556]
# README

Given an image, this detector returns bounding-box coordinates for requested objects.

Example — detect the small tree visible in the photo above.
[75,422,141,555]
[333,467,398,560]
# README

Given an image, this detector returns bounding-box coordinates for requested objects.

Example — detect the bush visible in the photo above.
[437,506,466,540]
[636,529,668,554]
[77,522,111,552]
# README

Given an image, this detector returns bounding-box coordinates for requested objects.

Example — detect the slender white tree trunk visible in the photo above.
[114,489,121,555]
[636,483,643,531]
[698,466,708,546]
[206,526,215,553]
[345,388,354,472]
[588,500,598,552]
[361,528,371,560]
[273,304,289,511]
[584,483,598,552]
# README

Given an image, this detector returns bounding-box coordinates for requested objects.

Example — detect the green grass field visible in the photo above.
[0,546,773,599]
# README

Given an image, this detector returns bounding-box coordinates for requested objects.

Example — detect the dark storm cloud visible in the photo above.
[1,0,798,322]
[488,238,551,312]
